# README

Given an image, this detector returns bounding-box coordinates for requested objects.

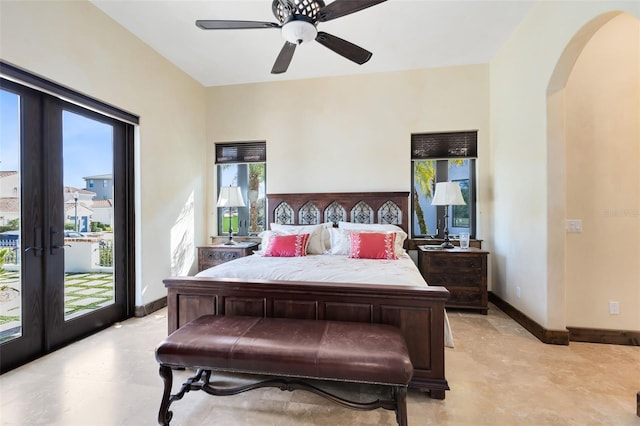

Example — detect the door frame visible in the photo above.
[0,65,137,373]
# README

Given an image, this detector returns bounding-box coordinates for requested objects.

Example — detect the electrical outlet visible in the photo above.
[566,219,582,233]
[609,301,620,315]
[516,286,521,298]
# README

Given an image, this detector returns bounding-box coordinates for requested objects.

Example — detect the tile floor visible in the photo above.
[1,304,639,425]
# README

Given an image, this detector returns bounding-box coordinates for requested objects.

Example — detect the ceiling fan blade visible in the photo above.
[271,42,297,74]
[315,32,372,65]
[317,0,387,22]
[196,20,280,30]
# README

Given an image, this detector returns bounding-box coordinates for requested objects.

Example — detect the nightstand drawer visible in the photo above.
[201,249,239,264]
[197,242,259,272]
[446,288,483,306]
[427,272,483,287]
[428,255,484,271]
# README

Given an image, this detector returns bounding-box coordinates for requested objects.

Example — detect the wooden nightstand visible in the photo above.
[417,246,489,314]
[197,242,259,272]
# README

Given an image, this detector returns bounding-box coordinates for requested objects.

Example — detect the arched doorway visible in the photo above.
[547,12,640,341]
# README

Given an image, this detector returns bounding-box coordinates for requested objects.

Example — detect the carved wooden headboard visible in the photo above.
[266,192,410,233]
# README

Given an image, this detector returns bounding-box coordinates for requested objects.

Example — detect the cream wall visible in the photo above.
[491,1,640,331]
[565,14,640,330]
[3,0,638,335]
[0,1,208,307]
[205,66,492,242]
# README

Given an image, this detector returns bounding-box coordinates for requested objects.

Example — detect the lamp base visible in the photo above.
[440,241,455,249]
[223,229,237,245]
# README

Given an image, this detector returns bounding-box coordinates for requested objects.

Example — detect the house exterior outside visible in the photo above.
[83,174,112,200]
[63,187,95,232]
[0,171,20,226]
[90,198,114,229]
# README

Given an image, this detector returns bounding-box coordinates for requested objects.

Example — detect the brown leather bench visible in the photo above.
[155,315,414,425]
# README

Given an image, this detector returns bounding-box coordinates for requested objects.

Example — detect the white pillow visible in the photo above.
[269,223,332,254]
[258,230,274,247]
[337,222,407,255]
[319,222,335,251]
[256,230,277,255]
[327,227,351,255]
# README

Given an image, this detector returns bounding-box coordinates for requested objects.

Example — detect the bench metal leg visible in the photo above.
[158,367,410,425]
[394,386,408,426]
[158,365,173,426]
[158,367,212,425]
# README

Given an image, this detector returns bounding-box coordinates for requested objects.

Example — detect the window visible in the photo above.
[452,178,470,227]
[411,131,477,238]
[88,179,94,188]
[215,141,266,236]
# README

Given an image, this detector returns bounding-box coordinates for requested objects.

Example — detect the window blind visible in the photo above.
[215,141,266,164]
[411,131,477,159]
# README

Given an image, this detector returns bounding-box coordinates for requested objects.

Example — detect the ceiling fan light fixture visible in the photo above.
[197,0,387,74]
[281,20,317,44]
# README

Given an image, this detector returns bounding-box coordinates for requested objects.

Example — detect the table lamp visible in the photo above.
[217,186,245,245]
[431,181,466,249]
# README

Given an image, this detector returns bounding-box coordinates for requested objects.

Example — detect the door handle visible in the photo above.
[49,228,70,254]
[25,227,44,257]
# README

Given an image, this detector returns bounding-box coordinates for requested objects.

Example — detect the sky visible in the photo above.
[1,89,113,190]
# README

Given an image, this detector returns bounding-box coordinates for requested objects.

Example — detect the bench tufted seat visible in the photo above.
[155,315,413,425]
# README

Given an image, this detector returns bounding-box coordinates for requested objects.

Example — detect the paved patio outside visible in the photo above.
[0,271,114,343]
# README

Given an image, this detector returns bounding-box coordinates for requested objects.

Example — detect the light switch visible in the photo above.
[566,219,582,233]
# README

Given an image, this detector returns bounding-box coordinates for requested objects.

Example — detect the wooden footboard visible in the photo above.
[163,277,450,398]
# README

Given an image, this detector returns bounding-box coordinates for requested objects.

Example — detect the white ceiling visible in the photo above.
[91,0,537,87]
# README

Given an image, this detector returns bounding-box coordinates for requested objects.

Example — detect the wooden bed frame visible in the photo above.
[164,192,450,399]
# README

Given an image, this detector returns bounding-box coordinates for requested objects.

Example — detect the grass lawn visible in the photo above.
[0,270,114,342]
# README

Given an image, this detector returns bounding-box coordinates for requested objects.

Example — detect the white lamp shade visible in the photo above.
[431,182,466,206]
[217,186,246,208]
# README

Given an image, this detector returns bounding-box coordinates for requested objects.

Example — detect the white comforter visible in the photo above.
[195,252,454,347]
[196,252,426,286]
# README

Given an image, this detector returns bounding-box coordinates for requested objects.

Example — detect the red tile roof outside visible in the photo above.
[91,199,114,208]
[0,198,19,212]
[0,171,18,179]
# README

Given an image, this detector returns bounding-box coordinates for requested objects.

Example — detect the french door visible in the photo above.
[0,77,135,373]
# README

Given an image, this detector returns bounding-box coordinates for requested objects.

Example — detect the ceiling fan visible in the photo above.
[196,0,387,74]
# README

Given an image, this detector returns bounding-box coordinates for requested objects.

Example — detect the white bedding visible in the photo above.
[196,252,454,348]
[196,252,426,286]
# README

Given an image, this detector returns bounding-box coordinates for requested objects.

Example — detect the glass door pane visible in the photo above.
[1,76,131,373]
[62,110,115,321]
[0,90,22,343]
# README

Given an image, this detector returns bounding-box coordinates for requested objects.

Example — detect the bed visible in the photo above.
[163,192,451,399]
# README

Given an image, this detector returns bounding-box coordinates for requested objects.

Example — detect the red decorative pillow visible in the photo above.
[264,233,310,257]
[349,232,397,260]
